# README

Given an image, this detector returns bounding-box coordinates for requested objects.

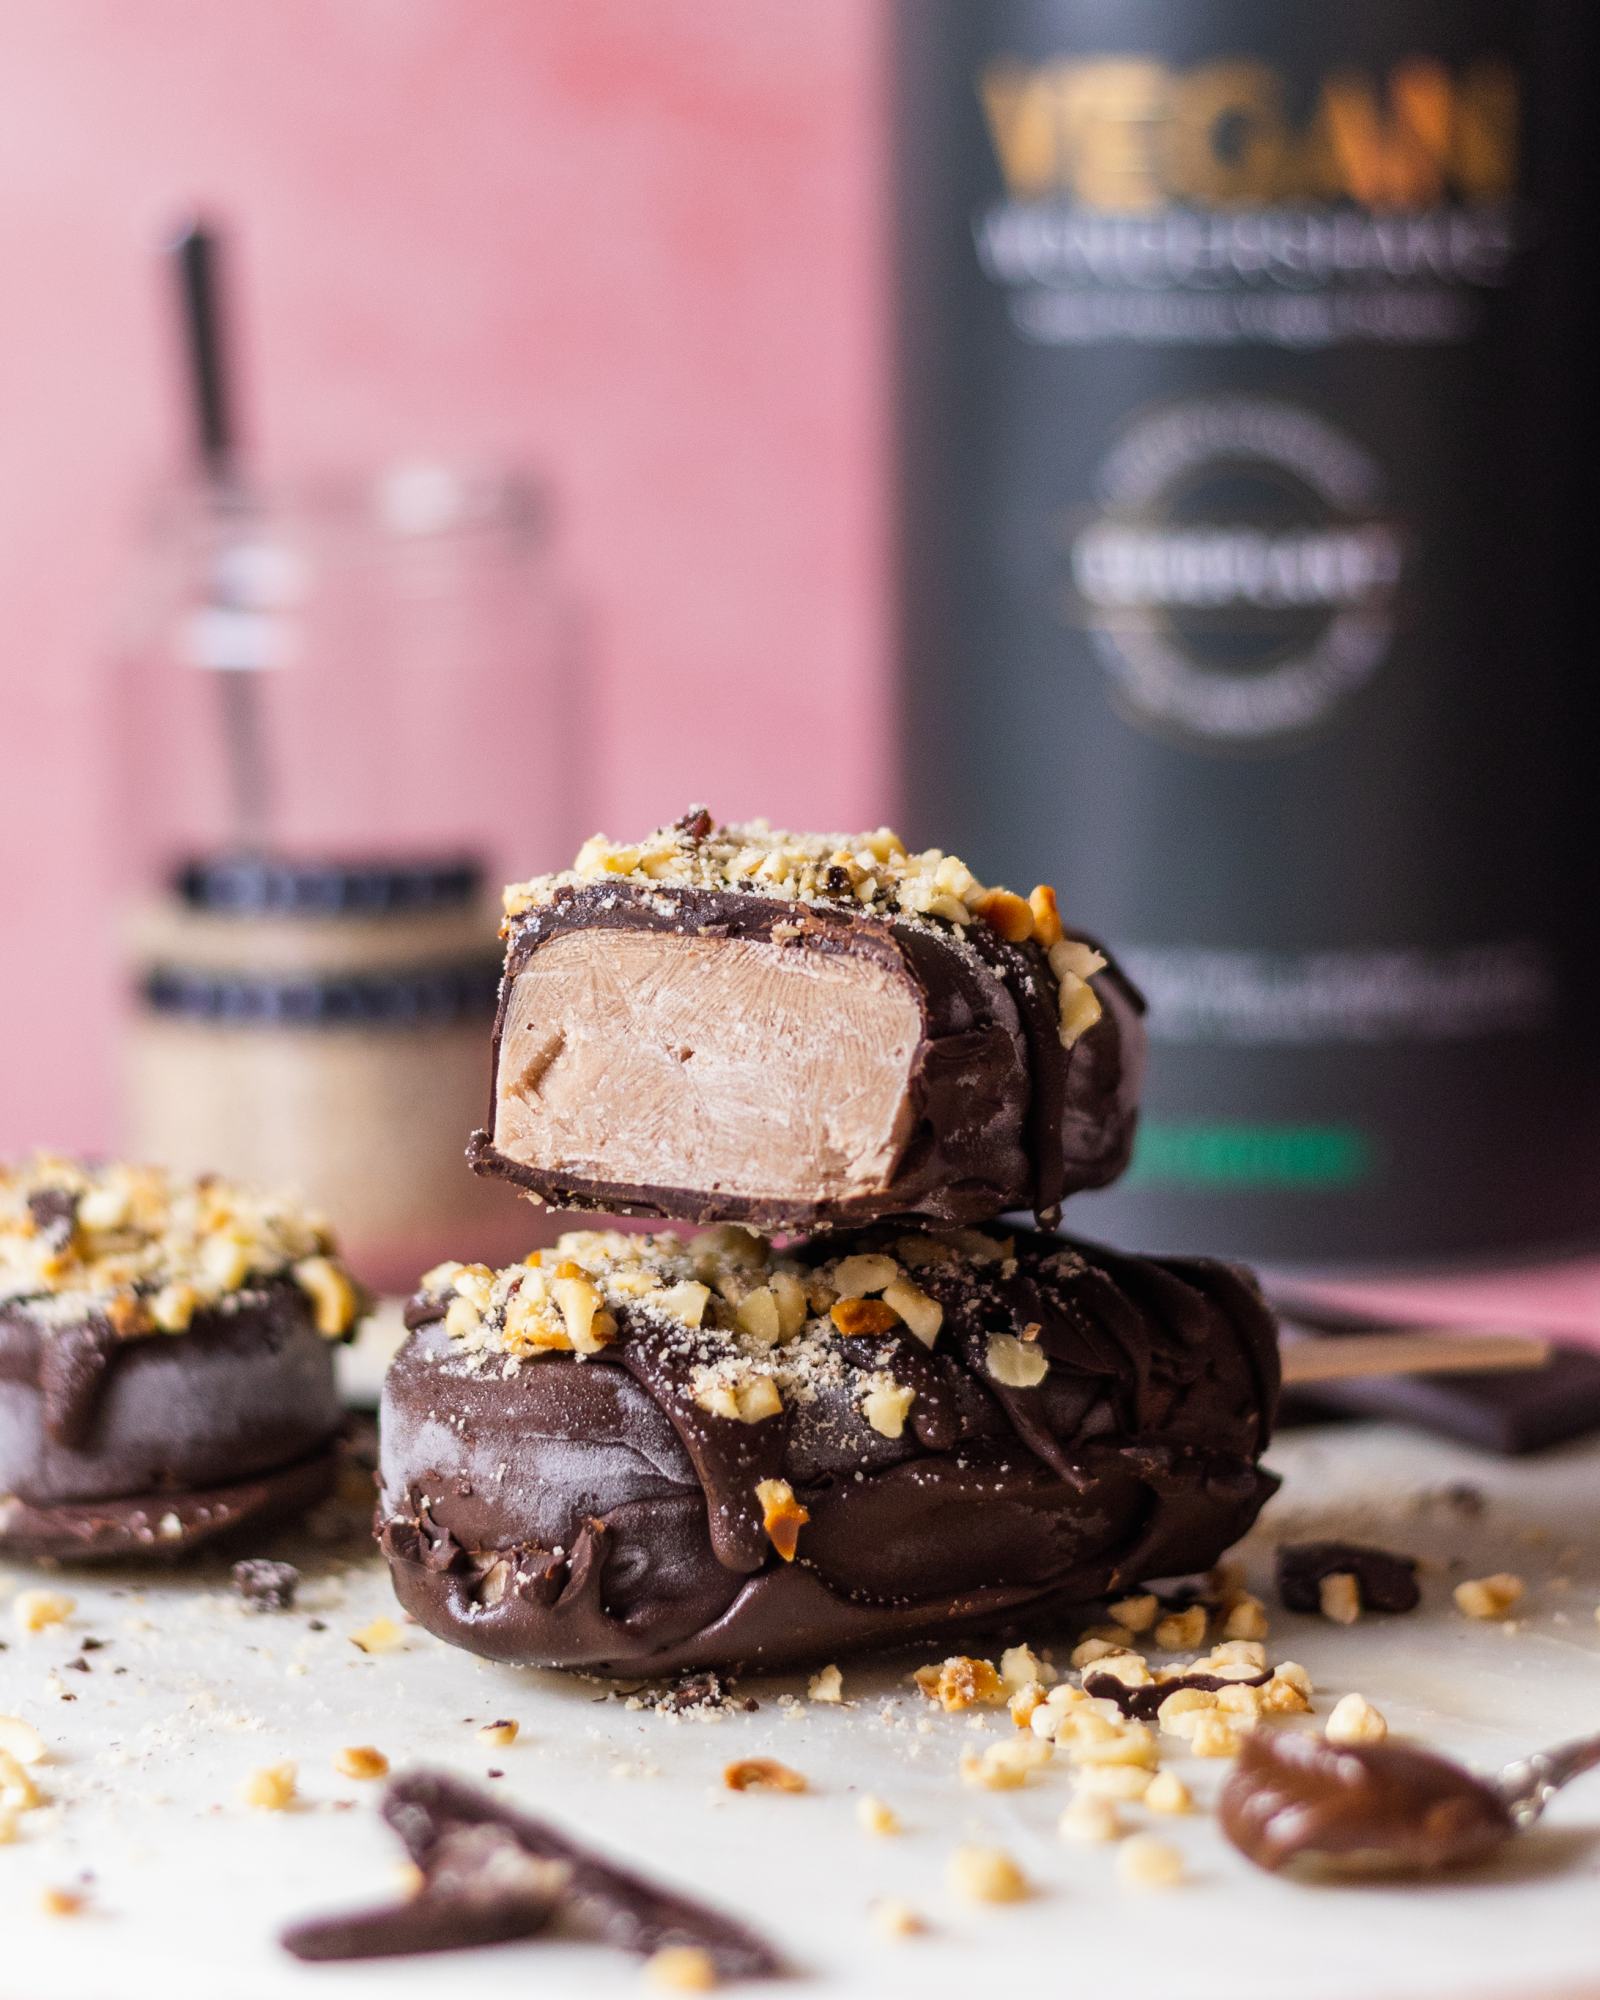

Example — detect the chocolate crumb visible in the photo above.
[232,1559,301,1614]
[1277,1541,1420,1616]
[308,1619,327,1633]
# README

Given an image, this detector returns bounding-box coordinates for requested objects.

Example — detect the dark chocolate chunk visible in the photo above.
[283,1772,782,1976]
[471,875,1144,1232]
[1276,1541,1421,1616]
[1220,1728,1512,1876]
[1084,1668,1270,1722]
[378,1228,1278,1676]
[232,1559,302,1613]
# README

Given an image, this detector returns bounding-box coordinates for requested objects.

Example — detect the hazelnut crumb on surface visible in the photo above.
[913,1656,1005,1711]
[1325,1693,1388,1745]
[0,1716,47,1765]
[1117,1834,1185,1889]
[1072,1764,1154,1802]
[1144,1771,1192,1816]
[1454,1573,1525,1620]
[1153,1605,1208,1652]
[644,1944,719,1991]
[13,1590,74,1636]
[856,1794,900,1836]
[960,1737,1053,1790]
[0,1749,43,1812]
[476,1719,520,1748]
[947,1844,1029,1905]
[808,1665,843,1704]
[1108,1593,1159,1635]
[349,1616,404,1655]
[1318,1572,1362,1625]
[871,1899,925,1940]
[1188,1714,1244,1759]
[334,1745,390,1781]
[1059,1794,1123,1843]
[999,1643,1053,1691]
[40,1888,85,1918]
[1222,1593,1270,1642]
[723,1757,806,1794]
[241,1763,298,1811]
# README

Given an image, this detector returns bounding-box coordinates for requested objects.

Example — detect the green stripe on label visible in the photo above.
[1128,1121,1375,1191]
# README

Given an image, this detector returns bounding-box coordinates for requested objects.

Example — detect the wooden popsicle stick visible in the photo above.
[1279,1331,1551,1387]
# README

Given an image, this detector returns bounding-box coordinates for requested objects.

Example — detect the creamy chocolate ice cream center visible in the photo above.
[492,930,923,1205]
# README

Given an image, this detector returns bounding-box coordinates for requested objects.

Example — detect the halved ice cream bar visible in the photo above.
[469,811,1146,1231]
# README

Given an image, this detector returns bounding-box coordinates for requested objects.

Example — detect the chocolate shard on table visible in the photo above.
[1276,1540,1421,1616]
[284,1770,782,1975]
[377,1221,1278,1676]
[468,810,1145,1231]
[0,1157,365,1561]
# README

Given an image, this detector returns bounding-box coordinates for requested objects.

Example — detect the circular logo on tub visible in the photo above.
[1069,397,1404,746]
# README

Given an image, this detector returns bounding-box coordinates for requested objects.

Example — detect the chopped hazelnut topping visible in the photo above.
[1153,1605,1208,1652]
[870,1899,924,1940]
[334,1746,390,1781]
[1070,1635,1129,1670]
[830,1253,900,1297]
[880,1276,942,1347]
[913,1656,1005,1711]
[13,1590,73,1636]
[723,1757,807,1794]
[1155,1688,1219,1737]
[860,1374,916,1440]
[241,1762,298,1811]
[1028,884,1064,948]
[1454,1573,1524,1620]
[476,1720,520,1748]
[960,1738,1054,1790]
[293,1255,362,1338]
[1325,1693,1388,1746]
[974,888,1035,943]
[754,1478,809,1561]
[349,1617,405,1655]
[947,1845,1029,1905]
[1143,1771,1193,1816]
[645,1944,719,1991]
[1107,1593,1160,1635]
[1000,1643,1054,1691]
[1084,1649,1153,1688]
[831,1297,900,1338]
[986,1332,1048,1389]
[1060,1794,1124,1843]
[856,1794,900,1836]
[1318,1572,1362,1625]
[0,1716,46,1766]
[1117,1835,1185,1889]
[808,1665,844,1704]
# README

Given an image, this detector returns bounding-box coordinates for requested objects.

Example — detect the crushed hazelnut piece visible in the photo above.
[1188,1714,1243,1759]
[985,1331,1048,1389]
[1318,1572,1362,1625]
[0,1805,18,1845]
[476,1719,520,1748]
[1143,1771,1193,1815]
[831,1253,900,1297]
[1153,1605,1208,1651]
[334,1745,390,1781]
[1060,1794,1124,1843]
[13,1589,74,1635]
[974,887,1035,942]
[0,1716,46,1765]
[1117,1834,1185,1889]
[1069,1720,1158,1770]
[0,1748,43,1812]
[40,1888,85,1918]
[857,1794,900,1836]
[947,1845,1028,1905]
[960,1737,1054,1790]
[880,1276,942,1347]
[870,1899,924,1940]
[861,1374,916,1440]
[1000,1643,1054,1691]
[831,1297,900,1337]
[754,1477,809,1561]
[1325,1693,1388,1745]
[241,1762,298,1811]
[1070,1635,1127,1669]
[1108,1593,1159,1635]
[349,1617,405,1655]
[1072,1764,1154,1802]
[723,1758,807,1794]
[1028,884,1064,947]
[1222,1594,1270,1641]
[1454,1573,1524,1620]
[645,1944,719,1991]
[1155,1688,1219,1737]
[293,1255,361,1337]
[808,1665,844,1704]
[913,1656,1004,1711]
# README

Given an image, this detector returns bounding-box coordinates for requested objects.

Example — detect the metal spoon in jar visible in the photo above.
[1221,1724,1600,1876]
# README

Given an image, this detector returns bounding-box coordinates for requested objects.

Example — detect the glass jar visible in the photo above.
[109,462,578,1288]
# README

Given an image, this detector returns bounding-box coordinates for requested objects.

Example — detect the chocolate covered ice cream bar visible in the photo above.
[0,1157,364,1560]
[377,1221,1278,1676]
[469,812,1146,1231]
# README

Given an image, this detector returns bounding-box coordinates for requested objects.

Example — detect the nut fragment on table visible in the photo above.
[857,1794,900,1836]
[1117,1835,1185,1889]
[335,1746,390,1780]
[1454,1573,1525,1620]
[13,1589,73,1635]
[723,1758,806,1794]
[1325,1693,1388,1746]
[242,1762,298,1811]
[645,1944,719,1991]
[947,1845,1029,1904]
[914,1655,1004,1711]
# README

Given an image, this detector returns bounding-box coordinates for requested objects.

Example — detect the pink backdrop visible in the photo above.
[0,1,892,1158]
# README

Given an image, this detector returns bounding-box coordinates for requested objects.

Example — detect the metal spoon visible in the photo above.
[1221,1724,1600,1876]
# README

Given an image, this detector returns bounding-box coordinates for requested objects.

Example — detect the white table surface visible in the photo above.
[4,1415,1600,2000]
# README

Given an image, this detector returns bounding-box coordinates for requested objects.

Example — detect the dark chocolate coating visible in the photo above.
[468,881,1145,1230]
[0,1279,344,1561]
[377,1232,1278,1675]
[1220,1729,1513,1876]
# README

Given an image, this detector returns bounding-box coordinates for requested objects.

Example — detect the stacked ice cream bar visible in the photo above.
[377,813,1280,1673]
